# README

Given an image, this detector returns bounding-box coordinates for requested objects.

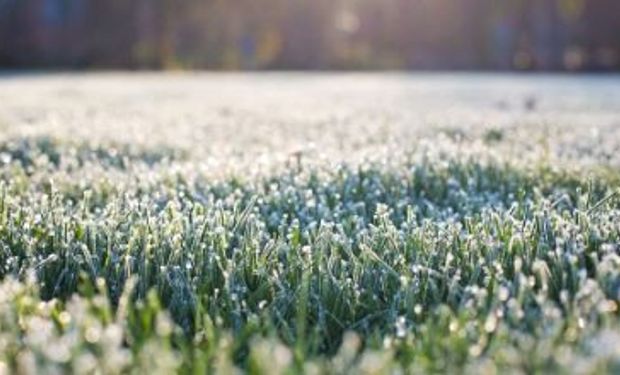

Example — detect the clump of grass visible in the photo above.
[483,128,504,144]
[0,136,620,373]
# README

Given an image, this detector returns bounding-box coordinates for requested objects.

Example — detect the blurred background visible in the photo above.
[0,0,619,71]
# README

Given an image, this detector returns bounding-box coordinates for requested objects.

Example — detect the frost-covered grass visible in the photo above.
[1,74,620,374]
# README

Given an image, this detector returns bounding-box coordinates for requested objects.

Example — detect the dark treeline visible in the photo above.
[0,0,619,70]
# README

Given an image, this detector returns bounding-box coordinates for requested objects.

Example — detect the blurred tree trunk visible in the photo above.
[157,0,177,69]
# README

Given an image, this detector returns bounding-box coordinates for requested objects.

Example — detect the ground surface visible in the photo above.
[0,73,620,373]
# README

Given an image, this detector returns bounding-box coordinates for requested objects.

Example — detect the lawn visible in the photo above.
[0,73,620,374]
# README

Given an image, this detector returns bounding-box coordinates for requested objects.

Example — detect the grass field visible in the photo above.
[1,73,620,374]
